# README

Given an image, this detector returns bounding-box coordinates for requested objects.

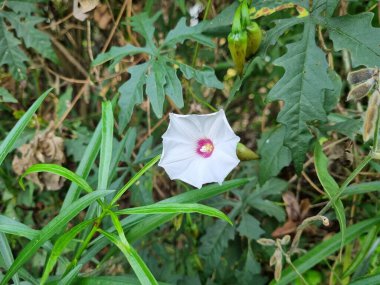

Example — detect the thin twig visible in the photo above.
[101,0,129,53]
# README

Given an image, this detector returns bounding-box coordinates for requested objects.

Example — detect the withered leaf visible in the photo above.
[347,68,377,85]
[12,127,66,191]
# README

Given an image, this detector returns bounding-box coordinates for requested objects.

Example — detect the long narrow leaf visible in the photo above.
[40,219,95,285]
[0,88,53,165]
[0,233,19,285]
[115,203,232,225]
[98,101,114,191]
[73,275,171,285]
[0,215,38,239]
[79,179,248,265]
[0,190,113,285]
[314,141,346,253]
[100,213,158,285]
[110,154,161,206]
[20,164,93,194]
[61,122,102,210]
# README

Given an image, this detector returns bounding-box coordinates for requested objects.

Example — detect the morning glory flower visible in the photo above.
[158,110,240,188]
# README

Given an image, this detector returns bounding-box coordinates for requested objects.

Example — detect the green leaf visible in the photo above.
[163,18,214,48]
[235,248,264,285]
[20,164,93,194]
[92,45,151,67]
[98,101,114,191]
[0,87,17,103]
[110,154,161,206]
[0,18,28,80]
[163,64,184,108]
[0,88,52,165]
[0,215,38,239]
[248,198,286,222]
[199,219,235,272]
[73,275,171,285]
[3,0,38,14]
[118,62,149,133]
[115,203,232,225]
[146,60,166,118]
[237,213,265,240]
[258,126,291,184]
[0,233,19,285]
[273,216,380,285]
[130,12,160,50]
[178,63,224,89]
[57,264,82,285]
[350,274,380,285]
[323,69,342,112]
[101,213,159,285]
[5,12,57,62]
[40,219,95,285]
[344,181,380,197]
[260,17,304,55]
[268,19,333,172]
[78,179,249,266]
[0,190,113,285]
[61,122,101,211]
[314,140,346,254]
[321,13,380,67]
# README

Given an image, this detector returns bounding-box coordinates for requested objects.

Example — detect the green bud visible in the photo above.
[246,21,262,58]
[228,30,248,75]
[236,142,259,161]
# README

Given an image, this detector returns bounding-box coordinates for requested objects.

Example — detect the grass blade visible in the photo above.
[61,122,102,210]
[98,101,114,191]
[79,179,248,265]
[20,164,94,194]
[0,233,19,285]
[0,88,53,165]
[115,203,233,225]
[110,154,161,206]
[40,219,95,285]
[314,140,346,254]
[100,211,159,285]
[0,190,113,285]
[350,273,380,285]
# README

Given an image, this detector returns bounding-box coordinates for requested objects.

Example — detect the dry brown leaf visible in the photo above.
[94,4,112,29]
[272,191,311,238]
[73,0,99,21]
[12,126,66,191]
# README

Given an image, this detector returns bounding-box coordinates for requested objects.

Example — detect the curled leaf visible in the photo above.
[257,238,276,246]
[347,78,375,101]
[363,90,380,142]
[347,68,377,85]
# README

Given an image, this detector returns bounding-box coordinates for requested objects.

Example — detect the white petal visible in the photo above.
[162,113,201,143]
[159,138,196,165]
[159,110,241,189]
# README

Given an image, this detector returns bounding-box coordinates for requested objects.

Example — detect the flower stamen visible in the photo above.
[196,138,214,158]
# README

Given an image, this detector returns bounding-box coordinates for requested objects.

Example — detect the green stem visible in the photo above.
[191,0,213,67]
[110,154,161,206]
[65,214,104,274]
[318,155,372,216]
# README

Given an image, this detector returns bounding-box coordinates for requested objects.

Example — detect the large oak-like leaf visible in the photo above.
[268,19,333,172]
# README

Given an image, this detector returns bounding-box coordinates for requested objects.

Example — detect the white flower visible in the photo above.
[158,110,240,189]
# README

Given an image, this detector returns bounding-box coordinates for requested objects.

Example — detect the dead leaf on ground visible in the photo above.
[94,4,112,29]
[73,0,99,21]
[272,191,311,238]
[12,125,66,191]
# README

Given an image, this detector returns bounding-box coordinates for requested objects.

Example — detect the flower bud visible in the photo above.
[228,30,248,75]
[237,143,259,161]
[246,21,262,58]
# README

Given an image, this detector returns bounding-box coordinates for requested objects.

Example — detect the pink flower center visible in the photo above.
[196,138,214,158]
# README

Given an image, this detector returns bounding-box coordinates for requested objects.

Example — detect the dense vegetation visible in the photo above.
[1,0,380,284]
